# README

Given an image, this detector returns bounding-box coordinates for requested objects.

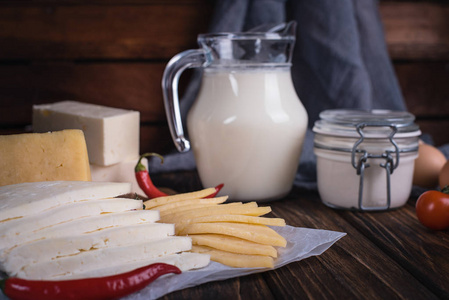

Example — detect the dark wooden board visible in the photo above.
[0,62,167,125]
[268,193,437,299]
[415,120,449,146]
[380,1,449,60]
[0,1,212,60]
[164,273,275,300]
[337,200,449,298]
[0,1,448,61]
[395,62,449,117]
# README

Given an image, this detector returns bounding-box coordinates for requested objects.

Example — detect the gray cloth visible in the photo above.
[149,0,448,190]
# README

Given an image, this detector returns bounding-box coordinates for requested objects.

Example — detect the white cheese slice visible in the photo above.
[0,181,131,222]
[18,236,192,280]
[66,252,210,279]
[2,223,175,275]
[33,101,140,166]
[0,198,144,244]
[90,156,146,195]
[0,210,159,262]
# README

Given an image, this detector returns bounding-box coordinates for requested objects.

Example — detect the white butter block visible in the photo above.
[67,252,210,279]
[0,181,131,222]
[18,236,192,280]
[2,223,175,275]
[33,101,140,166]
[0,198,145,251]
[90,156,145,195]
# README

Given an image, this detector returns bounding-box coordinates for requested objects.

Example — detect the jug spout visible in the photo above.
[280,21,297,37]
[248,21,296,36]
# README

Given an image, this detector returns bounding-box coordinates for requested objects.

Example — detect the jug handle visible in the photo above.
[162,49,207,153]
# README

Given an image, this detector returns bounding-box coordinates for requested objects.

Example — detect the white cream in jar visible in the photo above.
[313,109,421,211]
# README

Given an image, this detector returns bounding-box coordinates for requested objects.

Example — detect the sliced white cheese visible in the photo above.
[0,198,144,251]
[18,236,192,280]
[0,210,159,260]
[0,181,131,222]
[33,101,140,166]
[0,197,143,237]
[2,223,175,275]
[66,252,210,279]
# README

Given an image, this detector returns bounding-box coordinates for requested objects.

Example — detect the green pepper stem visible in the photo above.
[0,278,6,292]
[135,153,164,173]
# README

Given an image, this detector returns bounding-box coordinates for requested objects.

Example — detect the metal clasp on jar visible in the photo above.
[351,122,400,210]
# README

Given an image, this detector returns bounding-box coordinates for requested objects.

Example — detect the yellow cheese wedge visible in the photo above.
[191,245,274,268]
[143,187,217,209]
[190,234,278,257]
[0,130,91,186]
[177,222,287,247]
[160,202,266,223]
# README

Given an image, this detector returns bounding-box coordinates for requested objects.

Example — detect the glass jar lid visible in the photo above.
[313,109,421,138]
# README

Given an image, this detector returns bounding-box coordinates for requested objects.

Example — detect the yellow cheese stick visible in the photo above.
[177,222,287,247]
[143,187,216,209]
[191,245,274,268]
[158,203,222,217]
[175,214,285,231]
[160,202,266,223]
[152,196,228,213]
[190,234,278,257]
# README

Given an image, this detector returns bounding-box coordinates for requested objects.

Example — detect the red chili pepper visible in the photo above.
[135,153,224,200]
[135,153,169,199]
[1,263,181,300]
[204,183,224,198]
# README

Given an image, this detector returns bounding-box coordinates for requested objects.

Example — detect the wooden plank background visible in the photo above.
[0,0,448,154]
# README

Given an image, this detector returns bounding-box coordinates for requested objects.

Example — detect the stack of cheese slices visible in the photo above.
[0,181,210,280]
[144,188,287,268]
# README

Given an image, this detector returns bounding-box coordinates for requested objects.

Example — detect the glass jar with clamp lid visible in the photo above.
[313,109,421,211]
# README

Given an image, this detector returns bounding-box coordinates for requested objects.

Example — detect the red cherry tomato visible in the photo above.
[415,188,449,230]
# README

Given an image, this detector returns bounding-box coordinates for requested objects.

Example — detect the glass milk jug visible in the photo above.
[162,22,308,201]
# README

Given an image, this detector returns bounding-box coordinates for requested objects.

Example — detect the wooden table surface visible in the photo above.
[152,171,449,300]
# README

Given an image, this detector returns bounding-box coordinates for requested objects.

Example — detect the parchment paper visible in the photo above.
[0,226,346,300]
[125,226,346,300]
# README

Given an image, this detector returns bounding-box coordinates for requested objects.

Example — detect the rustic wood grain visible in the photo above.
[380,1,449,60]
[395,62,449,117]
[140,124,172,154]
[163,275,275,300]
[268,192,438,299]
[0,2,212,60]
[415,119,449,146]
[337,201,449,299]
[1,1,448,61]
[0,62,167,125]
